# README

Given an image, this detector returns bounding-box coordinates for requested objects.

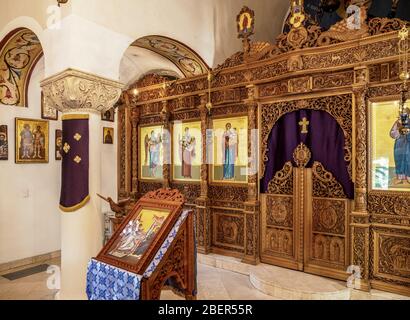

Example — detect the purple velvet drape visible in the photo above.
[60,117,90,210]
[260,109,353,199]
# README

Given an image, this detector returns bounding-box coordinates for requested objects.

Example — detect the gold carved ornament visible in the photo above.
[312,162,347,199]
[267,162,293,195]
[293,142,311,168]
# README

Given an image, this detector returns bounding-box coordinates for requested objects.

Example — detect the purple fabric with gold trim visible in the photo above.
[60,116,90,212]
[260,109,354,199]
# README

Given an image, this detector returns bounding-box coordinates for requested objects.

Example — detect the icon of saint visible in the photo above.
[390,108,410,184]
[145,131,162,177]
[179,127,196,178]
[222,123,238,180]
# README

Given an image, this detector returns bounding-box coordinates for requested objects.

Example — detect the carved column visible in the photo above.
[242,85,260,265]
[117,93,133,200]
[195,94,211,254]
[351,66,370,291]
[130,98,140,200]
[41,69,123,300]
[161,100,171,189]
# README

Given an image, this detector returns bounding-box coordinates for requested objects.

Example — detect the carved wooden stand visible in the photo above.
[96,189,197,300]
[140,212,196,300]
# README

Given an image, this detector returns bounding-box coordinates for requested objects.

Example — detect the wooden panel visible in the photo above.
[212,210,245,252]
[373,229,410,285]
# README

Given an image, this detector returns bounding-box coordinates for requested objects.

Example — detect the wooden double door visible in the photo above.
[260,143,351,281]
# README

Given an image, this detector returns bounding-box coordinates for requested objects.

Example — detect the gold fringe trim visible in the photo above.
[59,195,90,213]
[62,114,90,121]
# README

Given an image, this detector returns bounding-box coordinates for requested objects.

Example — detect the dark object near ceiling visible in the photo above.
[368,0,410,20]
[396,0,410,21]
[320,0,341,13]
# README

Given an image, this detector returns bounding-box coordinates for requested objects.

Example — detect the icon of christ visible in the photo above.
[179,127,196,178]
[222,123,238,180]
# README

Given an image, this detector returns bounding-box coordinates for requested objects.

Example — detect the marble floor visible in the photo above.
[0,258,408,300]
[0,258,273,300]
[0,258,60,300]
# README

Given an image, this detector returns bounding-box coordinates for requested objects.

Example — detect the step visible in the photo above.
[198,253,350,300]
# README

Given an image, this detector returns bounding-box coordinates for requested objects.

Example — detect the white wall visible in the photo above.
[100,114,117,214]
[0,57,61,264]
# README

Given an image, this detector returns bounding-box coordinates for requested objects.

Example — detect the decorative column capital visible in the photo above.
[40,68,124,113]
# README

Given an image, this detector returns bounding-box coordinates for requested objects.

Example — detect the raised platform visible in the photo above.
[198,253,410,300]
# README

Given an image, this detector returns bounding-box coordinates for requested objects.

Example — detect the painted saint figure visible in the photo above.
[20,124,33,159]
[145,130,162,177]
[390,109,410,184]
[108,214,166,259]
[32,125,45,159]
[109,219,145,258]
[104,129,113,144]
[0,128,7,160]
[222,123,238,180]
[179,127,196,178]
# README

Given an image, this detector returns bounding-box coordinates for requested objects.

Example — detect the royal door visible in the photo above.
[260,109,353,281]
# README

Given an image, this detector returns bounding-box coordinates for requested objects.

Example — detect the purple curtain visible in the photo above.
[260,109,354,199]
[60,117,90,211]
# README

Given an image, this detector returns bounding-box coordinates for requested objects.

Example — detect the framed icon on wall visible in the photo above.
[15,118,49,164]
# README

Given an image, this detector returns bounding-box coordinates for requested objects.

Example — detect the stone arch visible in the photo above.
[0,27,43,107]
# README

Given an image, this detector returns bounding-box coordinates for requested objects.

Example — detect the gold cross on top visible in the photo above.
[299,117,310,134]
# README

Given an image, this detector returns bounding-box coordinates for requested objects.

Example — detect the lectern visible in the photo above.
[86,189,197,300]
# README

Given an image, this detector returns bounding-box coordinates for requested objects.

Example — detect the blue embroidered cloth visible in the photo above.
[86,259,142,300]
[86,210,192,300]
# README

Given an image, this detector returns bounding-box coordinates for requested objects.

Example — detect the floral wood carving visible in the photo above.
[368,193,410,217]
[368,18,409,36]
[267,162,293,195]
[141,188,185,203]
[149,231,186,300]
[312,162,346,199]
